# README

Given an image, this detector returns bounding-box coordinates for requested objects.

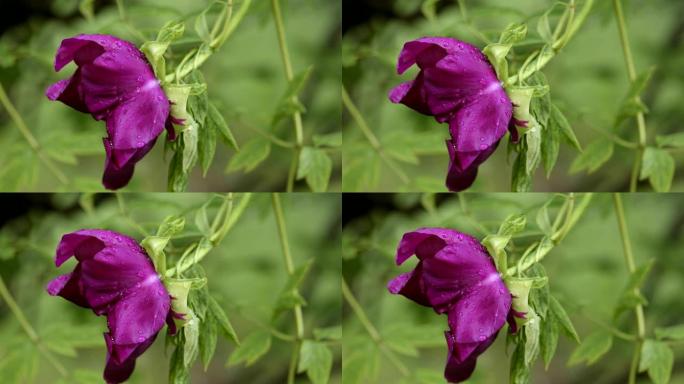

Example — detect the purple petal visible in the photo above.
[46,34,171,190]
[387,262,431,307]
[448,91,511,153]
[106,279,169,347]
[48,229,173,384]
[396,228,471,265]
[104,91,168,167]
[104,332,157,384]
[445,274,510,359]
[444,330,498,383]
[389,37,514,190]
[445,139,499,192]
[421,242,503,313]
[46,266,89,308]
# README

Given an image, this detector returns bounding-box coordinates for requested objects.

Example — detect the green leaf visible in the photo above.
[541,118,560,178]
[656,132,684,148]
[511,148,532,192]
[157,20,186,43]
[198,114,217,177]
[314,326,342,341]
[570,140,614,174]
[627,67,656,99]
[626,259,655,291]
[536,204,552,235]
[183,315,200,368]
[549,296,579,343]
[537,12,553,44]
[639,340,673,384]
[195,203,211,236]
[272,66,314,127]
[500,22,528,44]
[568,332,612,366]
[550,104,581,151]
[640,147,675,192]
[498,213,527,235]
[614,67,655,128]
[274,260,314,317]
[298,340,333,384]
[208,296,239,345]
[208,103,238,151]
[157,215,186,237]
[199,316,218,371]
[227,331,272,367]
[524,125,541,175]
[181,120,200,174]
[655,324,684,341]
[509,337,530,384]
[194,9,211,43]
[540,315,559,369]
[169,338,190,384]
[226,138,271,173]
[297,147,332,192]
[313,132,342,148]
[524,311,541,365]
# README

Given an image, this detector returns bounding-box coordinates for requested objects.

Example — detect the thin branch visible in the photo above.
[612,194,646,384]
[0,82,69,185]
[271,194,305,384]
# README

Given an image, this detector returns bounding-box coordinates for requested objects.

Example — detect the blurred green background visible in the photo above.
[342,0,684,192]
[0,192,341,383]
[0,0,341,192]
[343,193,684,383]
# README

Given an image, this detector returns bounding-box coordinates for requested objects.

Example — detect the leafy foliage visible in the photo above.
[342,0,684,192]
[0,0,340,192]
[343,193,684,383]
[0,192,341,383]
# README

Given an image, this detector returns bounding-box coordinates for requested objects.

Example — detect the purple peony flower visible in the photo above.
[46,34,178,190]
[46,229,176,384]
[387,228,522,383]
[389,37,521,191]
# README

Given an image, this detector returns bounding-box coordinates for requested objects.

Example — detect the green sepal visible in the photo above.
[505,277,534,326]
[165,279,194,328]
[483,43,512,83]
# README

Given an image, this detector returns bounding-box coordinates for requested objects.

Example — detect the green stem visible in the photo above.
[342,86,410,185]
[508,0,594,85]
[271,0,304,192]
[166,194,250,277]
[164,0,251,83]
[507,193,586,275]
[342,278,411,377]
[0,275,69,378]
[271,194,304,384]
[0,82,69,185]
[612,0,648,192]
[612,194,646,384]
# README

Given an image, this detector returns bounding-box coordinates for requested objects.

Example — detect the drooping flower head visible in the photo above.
[46,34,179,190]
[387,228,521,383]
[389,37,521,191]
[46,229,176,384]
